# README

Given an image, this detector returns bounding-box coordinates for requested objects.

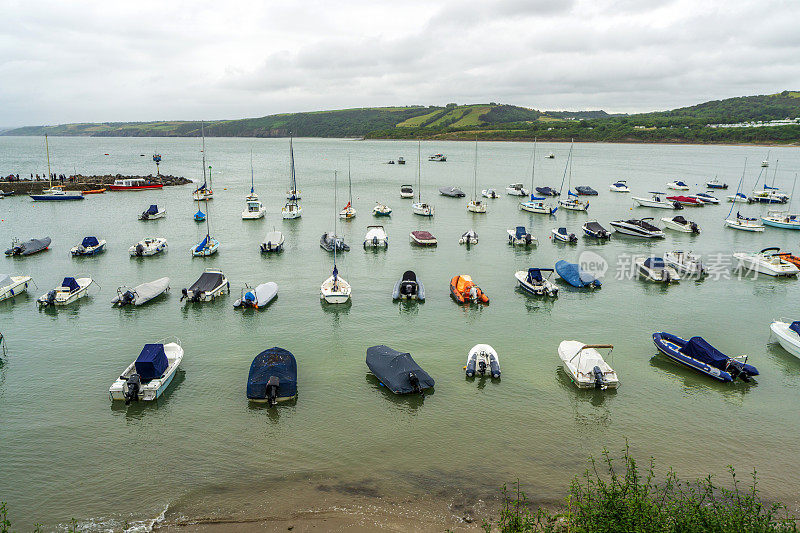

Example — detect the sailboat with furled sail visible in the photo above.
[725,158,765,232]
[320,171,351,304]
[520,138,556,215]
[339,156,356,219]
[191,146,220,255]
[282,137,302,219]
[242,149,266,219]
[466,137,486,213]
[412,141,434,216]
[192,126,213,201]
[557,140,589,212]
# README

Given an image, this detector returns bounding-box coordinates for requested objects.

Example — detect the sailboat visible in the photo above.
[557,140,589,211]
[191,148,220,255]
[320,171,351,304]
[725,158,765,232]
[762,174,800,229]
[339,156,357,219]
[412,141,434,216]
[282,137,302,219]
[466,137,486,213]
[520,138,556,215]
[192,126,213,201]
[29,135,84,201]
[242,149,266,219]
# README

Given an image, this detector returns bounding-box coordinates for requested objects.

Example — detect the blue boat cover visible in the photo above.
[790,321,800,336]
[247,347,297,399]
[196,183,206,191]
[643,257,665,268]
[195,235,209,252]
[135,344,168,380]
[613,182,625,187]
[194,209,205,220]
[764,184,779,190]
[555,260,601,288]
[568,190,578,197]
[62,277,80,292]
[244,291,256,302]
[146,205,159,215]
[558,227,567,234]
[515,226,527,238]
[81,236,99,248]
[366,345,434,394]
[529,195,546,201]
[676,181,687,187]
[679,337,730,371]
[527,268,543,283]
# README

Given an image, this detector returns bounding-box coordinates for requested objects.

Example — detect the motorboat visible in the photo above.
[109,178,162,191]
[653,332,758,382]
[609,218,665,238]
[282,137,302,218]
[109,340,183,403]
[582,221,611,239]
[725,212,765,232]
[397,157,405,165]
[129,237,167,257]
[70,236,106,256]
[181,268,229,302]
[555,260,601,288]
[260,230,284,253]
[609,180,630,192]
[242,199,266,219]
[558,191,589,211]
[5,237,50,256]
[769,319,800,360]
[234,282,278,309]
[505,183,529,196]
[139,205,166,220]
[519,196,556,215]
[514,267,558,297]
[663,251,706,277]
[392,270,425,301]
[450,274,489,304]
[632,192,682,209]
[727,192,750,203]
[0,274,32,302]
[706,178,728,189]
[400,184,414,198]
[661,215,700,234]
[762,159,769,168]
[575,185,598,196]
[320,233,350,252]
[373,203,392,216]
[666,195,703,206]
[366,345,434,395]
[558,341,618,390]
[364,225,388,248]
[30,186,84,201]
[191,234,219,257]
[762,210,800,229]
[776,252,800,269]
[667,180,690,190]
[439,186,465,197]
[246,347,297,405]
[507,226,536,246]
[733,248,800,277]
[694,192,720,204]
[465,344,500,379]
[410,230,437,246]
[546,152,555,159]
[320,266,351,304]
[37,276,92,306]
[536,186,559,196]
[749,188,789,204]
[635,256,680,283]
[0,190,14,198]
[339,160,356,219]
[481,188,498,198]
[429,153,446,162]
[111,277,170,306]
[459,230,478,246]
[552,227,577,243]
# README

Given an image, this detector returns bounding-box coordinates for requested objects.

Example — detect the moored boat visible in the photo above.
[109,178,163,191]
[129,237,167,257]
[320,233,349,252]
[575,185,598,196]
[652,332,758,382]
[180,268,229,302]
[139,204,166,220]
[481,188,498,198]
[5,237,51,256]
[555,260,601,288]
[366,345,434,395]
[635,256,680,283]
[0,274,32,302]
[552,227,577,243]
[260,230,285,253]
[558,341,618,390]
[109,340,183,403]
[400,184,414,198]
[663,251,706,277]
[410,230,437,246]
[609,218,665,238]
[429,153,446,162]
[505,183,529,196]
[769,319,800,360]
[632,192,683,209]
[666,180,690,190]
[246,347,297,405]
[373,203,392,216]
[364,225,388,248]
[582,221,611,239]
[392,270,425,301]
[706,178,728,189]
[661,215,700,234]
[725,212,765,232]
[466,344,500,379]
[514,268,558,297]
[70,236,106,256]
[37,276,93,306]
[666,195,703,206]
[507,226,536,246]
[694,192,720,204]
[733,248,799,277]
[459,230,478,246]
[234,282,278,309]
[111,277,170,306]
[609,180,629,192]
[450,274,489,304]
[439,186,465,197]
[762,210,800,229]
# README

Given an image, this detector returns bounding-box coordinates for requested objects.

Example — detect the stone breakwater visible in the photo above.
[0,174,191,193]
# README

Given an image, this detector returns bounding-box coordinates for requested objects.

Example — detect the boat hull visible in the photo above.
[770,321,800,360]
[109,184,163,191]
[762,217,800,229]
[109,343,183,401]
[652,333,732,381]
[0,277,31,302]
[30,194,84,201]
[632,197,678,209]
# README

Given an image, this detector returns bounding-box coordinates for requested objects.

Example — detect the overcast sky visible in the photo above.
[1,0,799,126]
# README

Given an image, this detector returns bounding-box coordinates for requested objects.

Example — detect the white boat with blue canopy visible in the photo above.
[609,180,629,192]
[109,339,183,403]
[770,319,800,360]
[514,268,558,297]
[191,234,219,256]
[653,333,758,382]
[507,226,536,245]
[139,204,165,220]
[247,347,297,405]
[70,236,106,256]
[37,276,92,306]
[667,180,690,190]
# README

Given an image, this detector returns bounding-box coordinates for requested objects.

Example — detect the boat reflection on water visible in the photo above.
[397,298,422,316]
[248,396,298,424]
[555,368,614,426]
[514,286,557,314]
[649,354,754,401]
[364,373,430,413]
[555,366,616,408]
[110,369,186,419]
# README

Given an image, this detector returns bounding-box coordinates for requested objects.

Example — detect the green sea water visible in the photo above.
[1,136,799,530]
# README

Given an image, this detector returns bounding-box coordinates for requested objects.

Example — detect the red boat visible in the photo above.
[666,195,703,206]
[108,178,163,191]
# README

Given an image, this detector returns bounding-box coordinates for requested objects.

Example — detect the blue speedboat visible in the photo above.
[555,260,601,288]
[247,347,297,405]
[652,332,759,382]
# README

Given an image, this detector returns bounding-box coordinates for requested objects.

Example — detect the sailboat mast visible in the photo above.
[473,136,478,200]
[772,160,779,188]
[333,170,338,269]
[726,158,747,219]
[201,124,207,185]
[530,137,537,191]
[348,155,352,204]
[250,148,255,194]
[559,141,572,198]
[289,136,297,206]
[45,134,52,188]
[417,140,421,202]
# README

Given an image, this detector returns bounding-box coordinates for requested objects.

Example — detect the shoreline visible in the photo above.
[0,174,190,194]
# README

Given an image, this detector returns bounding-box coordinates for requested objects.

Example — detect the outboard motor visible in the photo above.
[408,371,422,394]
[180,288,189,301]
[120,290,135,306]
[661,270,671,284]
[135,243,144,256]
[592,366,606,389]
[45,290,57,306]
[673,201,684,210]
[141,211,149,220]
[469,286,478,302]
[266,376,280,406]
[478,357,487,375]
[569,233,577,243]
[690,222,699,234]
[372,236,379,246]
[400,281,414,296]
[524,234,532,245]
[124,373,141,405]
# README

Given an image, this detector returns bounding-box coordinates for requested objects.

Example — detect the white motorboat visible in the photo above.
[635,256,680,283]
[321,170,351,304]
[242,199,266,219]
[282,137,302,218]
[609,180,630,192]
[109,340,183,403]
[373,203,392,216]
[632,192,682,209]
[749,189,789,204]
[734,248,800,277]
[392,270,425,301]
[481,188,498,198]
[410,230,437,246]
[429,153,446,162]
[694,192,720,204]
[558,341,619,390]
[514,268,558,297]
[364,225,388,248]
[552,227,577,243]
[664,251,706,277]
[260,230,285,253]
[582,221,611,239]
[37,276,92,306]
[770,319,800,360]
[727,192,750,203]
[520,197,556,214]
[339,157,356,219]
[465,344,500,378]
[138,205,166,220]
[412,202,434,216]
[70,236,106,256]
[111,277,170,306]
[762,211,800,230]
[546,152,555,159]
[706,178,728,189]
[233,282,278,309]
[725,212,765,232]
[129,237,167,257]
[181,269,229,302]
[459,230,478,246]
[505,183,529,196]
[0,274,32,302]
[609,218,665,238]
[412,141,434,216]
[400,184,414,198]
[661,215,700,234]
[508,226,536,245]
[667,180,690,190]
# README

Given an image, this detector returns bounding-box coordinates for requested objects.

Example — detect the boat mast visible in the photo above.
[726,158,747,219]
[473,135,478,201]
[289,136,297,207]
[530,137,537,192]
[559,140,573,199]
[333,170,338,272]
[417,140,422,203]
[45,134,51,188]
[348,155,352,206]
[250,148,255,195]
[201,124,207,187]
[772,160,779,188]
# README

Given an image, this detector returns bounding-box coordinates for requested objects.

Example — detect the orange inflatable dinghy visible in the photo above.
[450,275,489,304]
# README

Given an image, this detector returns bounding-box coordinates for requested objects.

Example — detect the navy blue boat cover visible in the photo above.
[643,257,665,269]
[366,345,434,394]
[62,277,80,292]
[195,235,209,252]
[676,181,687,187]
[679,337,729,371]
[515,226,527,239]
[146,205,158,215]
[81,236,99,248]
[555,260,601,288]
[527,268,543,283]
[247,347,297,399]
[135,344,168,380]
[791,321,800,336]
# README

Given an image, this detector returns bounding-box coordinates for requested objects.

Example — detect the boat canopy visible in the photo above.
[515,226,528,238]
[247,347,297,400]
[527,268,543,283]
[189,271,224,293]
[194,236,209,252]
[135,343,168,380]
[613,181,626,186]
[61,277,80,293]
[679,337,731,372]
[366,345,435,394]
[790,321,800,336]
[673,216,688,224]
[585,221,604,232]
[676,181,688,187]
[528,195,546,201]
[643,257,666,269]
[0,274,11,287]
[81,236,100,248]
[402,270,417,282]
[555,260,601,288]
[146,205,159,215]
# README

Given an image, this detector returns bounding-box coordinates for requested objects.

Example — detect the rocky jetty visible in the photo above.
[0,174,191,194]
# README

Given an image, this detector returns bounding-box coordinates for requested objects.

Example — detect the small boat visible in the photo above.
[610,218,665,238]
[609,180,629,192]
[505,183,529,196]
[727,192,750,203]
[666,180,690,190]
[514,267,558,297]
[234,282,278,309]
[762,159,769,168]
[245,150,261,203]
[706,178,728,189]
[466,199,486,213]
[555,260,601,288]
[242,199,266,219]
[180,268,229,302]
[81,188,106,195]
[410,230,437,246]
[519,196,556,215]
[666,195,703,206]
[139,204,166,220]
[653,333,758,382]
[260,230,285,253]
[281,202,302,219]
[749,189,789,204]
[193,208,206,222]
[632,192,683,209]
[339,160,357,219]
[733,248,799,277]
[459,230,478,245]
[364,225,388,248]
[661,215,700,234]
[111,277,170,306]
[129,237,167,257]
[575,185,598,196]
[282,137,302,218]
[0,190,15,198]
[439,186,465,197]
[246,347,297,405]
[412,142,434,216]
[0,274,32,302]
[663,251,706,277]
[694,192,720,204]
[465,344,500,379]
[769,319,800,360]
[392,270,425,301]
[582,221,611,239]
[37,276,92,306]
[552,227,577,243]
[481,188,498,198]
[70,236,106,256]
[192,183,213,201]
[400,184,414,198]
[397,157,405,165]
[546,153,555,159]
[109,341,183,403]
[725,212,765,232]
[507,226,536,246]
[373,203,392,216]
[5,237,51,256]
[320,266,351,304]
[558,193,590,211]
[109,178,162,191]
[536,186,559,196]
[635,256,680,283]
[320,233,350,252]
[412,203,434,216]
[366,345,434,395]
[762,210,800,229]
[429,153,446,162]
[467,138,486,214]
[30,186,85,201]
[558,341,618,390]
[450,274,489,304]
[191,234,220,257]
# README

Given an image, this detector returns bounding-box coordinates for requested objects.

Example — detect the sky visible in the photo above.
[1,0,799,127]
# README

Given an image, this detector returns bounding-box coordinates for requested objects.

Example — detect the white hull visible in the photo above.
[286,190,301,200]
[467,201,486,213]
[663,252,705,276]
[412,203,434,216]
[242,200,266,219]
[139,211,166,220]
[514,270,558,296]
[725,219,765,232]
[734,253,799,276]
[0,276,32,302]
[193,190,213,201]
[632,197,675,209]
[558,199,589,211]
[520,201,554,214]
[364,226,388,248]
[661,218,699,233]
[770,321,800,359]
[109,342,183,401]
[320,275,351,303]
[282,204,302,219]
[635,258,680,283]
[609,185,630,192]
[339,207,357,219]
[667,182,690,190]
[38,278,92,306]
[129,238,168,256]
[558,341,618,390]
[506,187,529,196]
[481,189,498,198]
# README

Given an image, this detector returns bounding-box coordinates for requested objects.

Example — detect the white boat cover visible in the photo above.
[113,277,170,305]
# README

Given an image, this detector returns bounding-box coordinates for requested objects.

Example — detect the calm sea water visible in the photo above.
[1,136,799,530]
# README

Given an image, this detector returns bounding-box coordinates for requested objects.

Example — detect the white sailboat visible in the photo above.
[320,171,351,304]
[192,126,213,201]
[412,141,434,216]
[520,138,556,215]
[282,137,303,219]
[191,145,219,256]
[557,141,589,211]
[242,150,265,219]
[339,156,357,219]
[761,175,800,229]
[725,159,765,232]
[467,137,486,213]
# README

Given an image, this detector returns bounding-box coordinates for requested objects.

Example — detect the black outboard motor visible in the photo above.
[266,375,280,406]
[478,358,487,375]
[525,234,532,245]
[568,233,577,243]
[661,270,671,284]
[45,290,56,306]
[592,366,606,389]
[372,236,379,246]
[180,288,189,301]
[135,243,144,256]
[124,374,141,405]
[120,290,135,306]
[673,201,684,210]
[690,222,700,234]
[408,371,422,394]
[141,211,149,220]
